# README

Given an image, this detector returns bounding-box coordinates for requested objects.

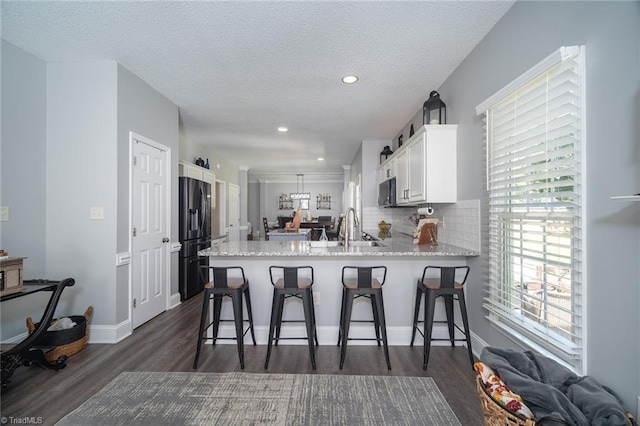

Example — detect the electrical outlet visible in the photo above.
[313,292,320,305]
[440,215,445,227]
[0,206,9,221]
[90,206,104,220]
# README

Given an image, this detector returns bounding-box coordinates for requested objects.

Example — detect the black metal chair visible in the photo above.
[265,266,318,370]
[277,216,290,229]
[338,266,391,370]
[193,266,256,370]
[410,265,473,370]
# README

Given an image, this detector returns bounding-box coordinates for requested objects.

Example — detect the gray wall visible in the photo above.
[247,181,260,235]
[435,1,639,411]
[179,135,239,185]
[46,61,119,326]
[0,41,50,338]
[0,41,47,279]
[1,41,180,337]
[117,64,179,321]
[258,179,344,224]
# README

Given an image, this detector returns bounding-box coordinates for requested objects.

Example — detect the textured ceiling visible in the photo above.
[1,1,515,180]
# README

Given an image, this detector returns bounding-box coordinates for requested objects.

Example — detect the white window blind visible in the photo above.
[477,46,585,372]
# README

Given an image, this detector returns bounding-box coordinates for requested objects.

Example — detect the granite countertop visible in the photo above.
[199,231,478,258]
[267,228,312,236]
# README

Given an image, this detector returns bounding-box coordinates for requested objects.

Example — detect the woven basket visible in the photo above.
[26,306,93,362]
[477,375,637,426]
[476,375,535,426]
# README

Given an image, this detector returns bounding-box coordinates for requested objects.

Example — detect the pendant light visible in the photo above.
[290,174,310,200]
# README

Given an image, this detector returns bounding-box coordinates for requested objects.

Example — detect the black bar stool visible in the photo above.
[410,265,473,370]
[265,266,318,370]
[338,266,391,370]
[193,265,256,370]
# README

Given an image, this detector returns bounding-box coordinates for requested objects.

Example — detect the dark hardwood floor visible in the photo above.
[1,295,484,425]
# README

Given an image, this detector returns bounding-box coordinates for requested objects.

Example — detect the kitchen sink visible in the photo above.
[340,240,385,247]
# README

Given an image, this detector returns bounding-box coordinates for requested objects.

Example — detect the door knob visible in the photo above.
[162,237,170,243]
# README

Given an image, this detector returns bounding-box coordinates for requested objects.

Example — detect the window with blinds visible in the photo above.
[476,46,585,372]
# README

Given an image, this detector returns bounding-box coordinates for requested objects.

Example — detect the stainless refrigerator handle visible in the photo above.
[200,182,206,232]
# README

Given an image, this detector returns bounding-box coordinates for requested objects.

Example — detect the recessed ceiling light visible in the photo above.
[277,127,288,132]
[341,75,358,84]
[317,157,324,161]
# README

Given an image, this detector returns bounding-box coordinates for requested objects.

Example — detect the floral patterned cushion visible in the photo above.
[475,362,535,419]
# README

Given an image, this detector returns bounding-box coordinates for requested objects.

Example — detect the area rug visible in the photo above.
[56,372,461,425]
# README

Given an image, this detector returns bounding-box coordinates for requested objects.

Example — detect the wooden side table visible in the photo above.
[0,257,27,297]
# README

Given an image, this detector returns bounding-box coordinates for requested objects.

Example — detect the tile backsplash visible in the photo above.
[364,200,480,252]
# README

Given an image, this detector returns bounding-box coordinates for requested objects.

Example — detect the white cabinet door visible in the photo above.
[424,126,457,203]
[385,159,396,180]
[376,165,385,185]
[396,149,409,204]
[394,125,457,205]
[179,161,202,180]
[202,170,216,209]
[407,136,426,202]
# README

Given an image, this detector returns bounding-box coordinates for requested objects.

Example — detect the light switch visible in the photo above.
[90,206,104,220]
[0,206,9,221]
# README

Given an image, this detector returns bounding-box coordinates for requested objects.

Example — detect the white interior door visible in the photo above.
[228,183,240,241]
[132,134,169,329]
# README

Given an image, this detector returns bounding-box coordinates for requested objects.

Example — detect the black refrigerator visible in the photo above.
[179,177,211,301]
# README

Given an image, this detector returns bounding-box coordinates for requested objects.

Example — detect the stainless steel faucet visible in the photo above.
[343,207,360,250]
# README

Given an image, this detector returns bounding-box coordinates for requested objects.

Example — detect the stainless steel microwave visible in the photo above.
[378,177,397,207]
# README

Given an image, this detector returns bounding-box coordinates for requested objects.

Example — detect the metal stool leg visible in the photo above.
[243,286,257,345]
[264,290,281,369]
[274,293,286,345]
[310,289,319,346]
[444,294,456,346]
[370,294,381,347]
[339,289,355,369]
[212,294,223,345]
[193,290,211,369]
[457,289,474,368]
[372,292,391,370]
[301,289,317,370]
[410,284,423,346]
[423,290,437,370]
[337,287,346,346]
[230,289,245,369]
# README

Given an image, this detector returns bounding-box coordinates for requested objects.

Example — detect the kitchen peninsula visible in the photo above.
[199,232,478,346]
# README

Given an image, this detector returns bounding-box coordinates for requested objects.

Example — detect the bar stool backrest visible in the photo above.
[421,265,469,288]
[200,266,246,289]
[269,266,314,289]
[342,266,387,288]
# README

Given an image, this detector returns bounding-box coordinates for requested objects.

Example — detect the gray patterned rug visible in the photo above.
[56,372,461,425]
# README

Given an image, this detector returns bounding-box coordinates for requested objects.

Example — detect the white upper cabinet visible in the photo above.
[396,148,409,203]
[376,158,397,184]
[179,161,216,208]
[383,124,457,205]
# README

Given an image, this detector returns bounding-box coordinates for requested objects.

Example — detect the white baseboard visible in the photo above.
[2,331,29,344]
[169,293,182,310]
[2,323,131,345]
[471,330,489,361]
[88,319,132,344]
